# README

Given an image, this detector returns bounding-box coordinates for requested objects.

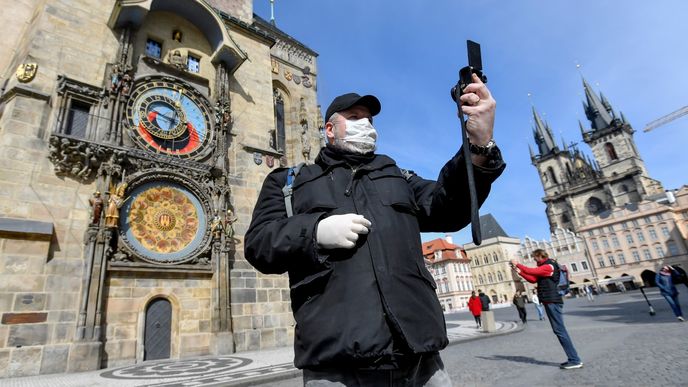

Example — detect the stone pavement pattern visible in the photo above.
[0,316,518,387]
[256,289,688,387]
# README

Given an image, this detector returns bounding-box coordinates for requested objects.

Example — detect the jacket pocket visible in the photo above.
[367,169,418,214]
[290,268,333,313]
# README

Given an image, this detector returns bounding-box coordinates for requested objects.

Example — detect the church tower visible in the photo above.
[532,78,664,233]
[580,78,664,205]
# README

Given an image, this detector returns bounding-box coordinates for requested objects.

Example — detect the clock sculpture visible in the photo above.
[126,78,212,159]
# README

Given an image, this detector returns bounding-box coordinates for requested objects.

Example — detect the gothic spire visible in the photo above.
[532,106,557,155]
[582,77,614,131]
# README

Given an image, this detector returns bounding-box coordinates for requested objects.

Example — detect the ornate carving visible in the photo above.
[57,75,104,100]
[48,136,106,181]
[89,191,104,225]
[105,182,127,228]
[110,249,132,262]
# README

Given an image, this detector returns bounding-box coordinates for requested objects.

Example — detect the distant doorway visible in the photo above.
[641,270,657,287]
[144,298,172,361]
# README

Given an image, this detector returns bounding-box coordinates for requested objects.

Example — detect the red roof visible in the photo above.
[422,238,468,263]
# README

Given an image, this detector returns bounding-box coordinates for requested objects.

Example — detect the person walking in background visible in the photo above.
[468,291,483,328]
[656,265,685,322]
[513,291,527,324]
[532,289,545,320]
[478,289,491,311]
[584,285,595,302]
[512,249,583,370]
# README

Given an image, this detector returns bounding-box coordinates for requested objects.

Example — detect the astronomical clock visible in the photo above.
[126,77,213,159]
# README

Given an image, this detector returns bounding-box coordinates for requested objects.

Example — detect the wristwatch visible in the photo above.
[469,139,498,157]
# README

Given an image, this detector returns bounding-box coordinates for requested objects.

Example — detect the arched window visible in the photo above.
[587,197,605,215]
[483,255,489,265]
[497,271,504,281]
[478,275,484,284]
[487,273,493,283]
[604,142,618,161]
[492,252,498,262]
[547,166,558,184]
[272,88,286,152]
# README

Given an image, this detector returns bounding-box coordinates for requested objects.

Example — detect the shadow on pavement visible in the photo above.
[566,296,683,324]
[475,355,560,367]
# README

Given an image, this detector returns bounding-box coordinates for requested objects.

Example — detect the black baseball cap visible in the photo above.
[325,93,381,122]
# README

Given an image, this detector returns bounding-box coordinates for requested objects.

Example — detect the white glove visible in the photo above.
[316,213,372,249]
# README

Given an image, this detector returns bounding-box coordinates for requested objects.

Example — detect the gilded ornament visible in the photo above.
[16,63,38,83]
[284,69,293,81]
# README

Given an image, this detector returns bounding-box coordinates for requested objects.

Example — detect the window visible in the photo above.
[608,254,616,266]
[656,213,664,221]
[617,253,626,265]
[636,231,645,242]
[597,256,606,267]
[587,197,605,215]
[487,273,493,283]
[643,216,652,224]
[497,272,504,281]
[632,219,639,227]
[492,252,498,262]
[661,226,670,237]
[604,142,618,161]
[625,234,633,244]
[602,239,610,249]
[478,275,484,284]
[649,228,658,240]
[667,241,679,256]
[631,250,640,262]
[607,225,615,232]
[643,249,652,260]
[655,246,665,258]
[592,240,599,251]
[439,266,446,275]
[187,54,201,73]
[581,261,589,270]
[621,222,629,230]
[483,255,489,265]
[588,230,594,237]
[611,235,620,247]
[571,263,578,272]
[145,38,162,58]
[65,100,91,138]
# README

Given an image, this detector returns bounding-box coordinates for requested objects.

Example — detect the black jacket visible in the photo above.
[479,293,491,311]
[245,147,505,369]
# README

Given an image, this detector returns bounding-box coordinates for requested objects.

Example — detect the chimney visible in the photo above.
[444,234,453,244]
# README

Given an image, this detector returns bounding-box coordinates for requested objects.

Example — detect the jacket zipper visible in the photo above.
[344,167,357,196]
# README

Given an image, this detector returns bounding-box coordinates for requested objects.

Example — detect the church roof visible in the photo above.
[479,213,510,239]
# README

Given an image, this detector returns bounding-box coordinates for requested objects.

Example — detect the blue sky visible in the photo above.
[253,1,688,244]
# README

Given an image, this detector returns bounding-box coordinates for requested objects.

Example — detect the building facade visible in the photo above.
[530,78,664,233]
[577,187,688,291]
[464,214,524,305]
[0,0,322,377]
[423,236,474,312]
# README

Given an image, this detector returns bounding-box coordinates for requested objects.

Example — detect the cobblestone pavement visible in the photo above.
[255,288,688,387]
[0,312,519,386]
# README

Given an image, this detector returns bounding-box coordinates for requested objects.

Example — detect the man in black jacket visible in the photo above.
[478,290,491,311]
[245,74,504,386]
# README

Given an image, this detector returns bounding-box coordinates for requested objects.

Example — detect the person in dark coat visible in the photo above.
[478,290,491,311]
[656,265,685,321]
[512,291,527,324]
[245,81,505,386]
[467,290,483,328]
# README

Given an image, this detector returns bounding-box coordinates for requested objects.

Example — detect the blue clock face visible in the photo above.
[126,79,212,158]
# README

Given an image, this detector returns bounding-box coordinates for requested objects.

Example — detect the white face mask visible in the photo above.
[333,117,377,154]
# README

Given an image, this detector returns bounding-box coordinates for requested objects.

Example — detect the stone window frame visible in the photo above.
[54,76,104,141]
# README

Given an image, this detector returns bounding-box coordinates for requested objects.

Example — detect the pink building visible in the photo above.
[423,236,474,312]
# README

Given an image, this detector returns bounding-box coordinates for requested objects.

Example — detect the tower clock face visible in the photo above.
[127,79,212,158]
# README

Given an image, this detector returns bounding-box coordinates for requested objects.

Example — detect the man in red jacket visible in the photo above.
[511,249,583,370]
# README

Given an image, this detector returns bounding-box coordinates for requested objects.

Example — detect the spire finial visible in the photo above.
[270,0,276,25]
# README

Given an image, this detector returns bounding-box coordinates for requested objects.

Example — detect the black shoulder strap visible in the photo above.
[282,162,306,218]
